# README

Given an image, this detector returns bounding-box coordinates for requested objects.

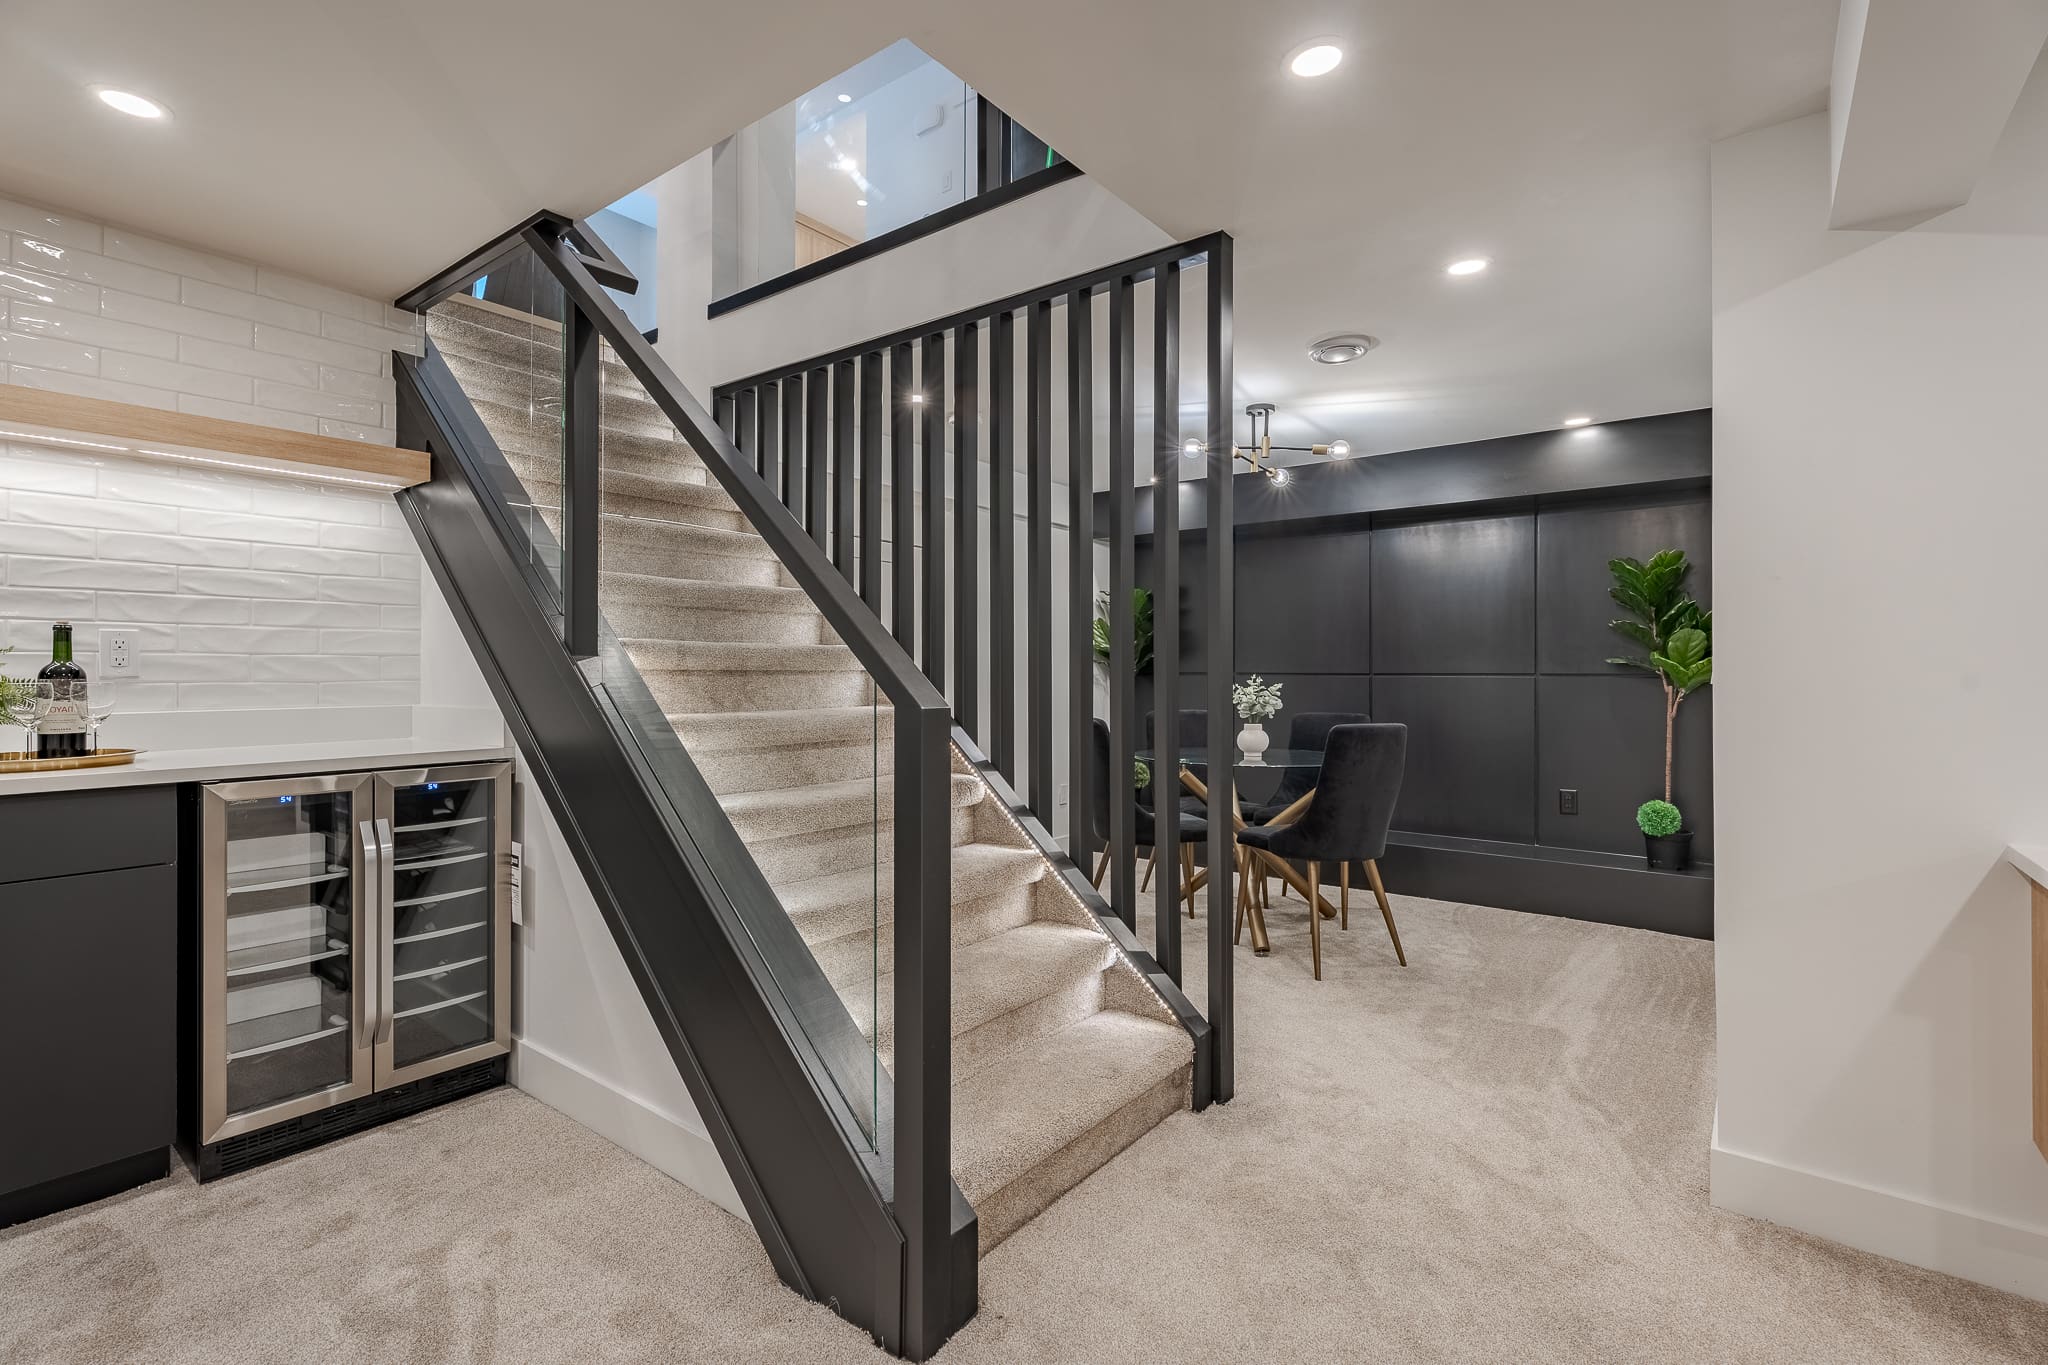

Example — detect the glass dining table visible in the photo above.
[1134,747,1338,954]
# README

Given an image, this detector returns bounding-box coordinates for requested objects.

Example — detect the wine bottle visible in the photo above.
[37,622,88,758]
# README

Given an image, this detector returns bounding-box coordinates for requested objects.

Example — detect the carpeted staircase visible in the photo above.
[428,295,1192,1252]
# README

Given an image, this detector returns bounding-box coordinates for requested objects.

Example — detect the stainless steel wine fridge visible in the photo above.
[191,762,513,1177]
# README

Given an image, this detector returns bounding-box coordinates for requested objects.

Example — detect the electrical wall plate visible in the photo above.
[1558,788,1579,815]
[103,630,137,676]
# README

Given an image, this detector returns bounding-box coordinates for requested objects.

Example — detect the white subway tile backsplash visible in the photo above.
[252,598,380,628]
[138,653,250,683]
[179,278,320,334]
[179,565,318,599]
[0,260,103,312]
[103,229,256,290]
[252,323,381,374]
[318,365,385,402]
[9,301,180,359]
[8,555,179,591]
[175,336,318,389]
[99,464,255,511]
[251,543,381,576]
[318,522,412,554]
[248,485,384,526]
[318,575,418,605]
[11,490,179,532]
[320,628,418,655]
[179,625,319,654]
[254,270,376,323]
[179,507,321,546]
[13,237,179,301]
[110,682,179,713]
[0,586,96,618]
[252,380,381,425]
[381,655,421,680]
[321,312,424,357]
[380,554,420,580]
[251,654,379,682]
[316,419,396,445]
[100,289,254,347]
[174,393,317,434]
[0,522,97,556]
[0,330,98,376]
[96,592,253,624]
[6,364,178,410]
[380,605,421,629]
[102,350,254,403]
[177,682,318,710]
[0,450,99,495]
[98,530,251,568]
[0,199,101,252]
[319,680,419,707]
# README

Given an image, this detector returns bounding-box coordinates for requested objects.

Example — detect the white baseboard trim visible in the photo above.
[1710,1117,2048,1303]
[510,1037,748,1222]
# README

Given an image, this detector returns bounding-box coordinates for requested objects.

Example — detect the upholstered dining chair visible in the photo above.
[1235,722,1407,979]
[1144,708,1254,830]
[1090,718,1207,916]
[1249,710,1368,824]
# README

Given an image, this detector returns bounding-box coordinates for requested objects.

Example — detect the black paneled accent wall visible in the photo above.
[1128,410,1715,936]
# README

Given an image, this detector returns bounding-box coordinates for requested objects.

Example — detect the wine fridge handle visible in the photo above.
[357,819,379,1053]
[374,816,396,1046]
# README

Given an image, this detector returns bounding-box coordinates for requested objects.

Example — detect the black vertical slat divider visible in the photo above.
[716,392,737,442]
[1107,275,1137,931]
[859,352,884,613]
[1151,264,1182,981]
[807,368,829,549]
[782,375,805,518]
[833,360,856,583]
[734,387,757,467]
[920,332,947,689]
[1066,287,1095,866]
[758,381,781,492]
[1026,299,1054,822]
[1205,236,1236,1102]
[988,311,1017,780]
[953,321,980,737]
[890,341,916,655]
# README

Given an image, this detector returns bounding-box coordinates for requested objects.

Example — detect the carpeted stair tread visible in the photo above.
[624,638,858,673]
[856,922,1116,1052]
[778,843,1047,945]
[599,571,815,614]
[667,706,890,754]
[951,1009,1191,1208]
[719,771,982,842]
[598,515,783,562]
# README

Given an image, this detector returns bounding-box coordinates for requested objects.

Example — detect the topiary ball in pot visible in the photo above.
[1636,799,1692,870]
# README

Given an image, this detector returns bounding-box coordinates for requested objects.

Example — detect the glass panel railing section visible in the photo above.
[419,241,569,615]
[589,359,888,1148]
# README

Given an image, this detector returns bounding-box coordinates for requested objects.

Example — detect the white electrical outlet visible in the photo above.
[104,631,137,676]
[1058,783,1070,807]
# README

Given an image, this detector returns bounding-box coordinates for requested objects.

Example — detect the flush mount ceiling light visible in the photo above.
[1308,333,1378,365]
[856,198,869,206]
[1445,256,1490,277]
[1562,416,1593,427]
[94,87,168,120]
[834,155,858,173]
[837,93,852,103]
[1286,39,1344,78]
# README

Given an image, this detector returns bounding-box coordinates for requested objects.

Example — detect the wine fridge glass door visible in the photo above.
[373,764,512,1086]
[202,773,375,1143]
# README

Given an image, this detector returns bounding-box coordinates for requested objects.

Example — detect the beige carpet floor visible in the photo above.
[5,887,2047,1363]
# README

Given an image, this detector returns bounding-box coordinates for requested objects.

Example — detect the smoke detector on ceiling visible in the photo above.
[1308,333,1378,365]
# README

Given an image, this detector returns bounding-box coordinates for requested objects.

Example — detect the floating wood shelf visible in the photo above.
[0,382,429,487]
[2004,846,2048,1162]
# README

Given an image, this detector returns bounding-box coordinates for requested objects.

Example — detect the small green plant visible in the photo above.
[1092,588,1154,674]
[1133,759,1152,791]
[0,647,35,731]
[1607,550,1713,802]
[1636,799,1683,838]
[1232,675,1284,721]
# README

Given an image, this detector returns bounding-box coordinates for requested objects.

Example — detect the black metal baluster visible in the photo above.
[891,340,916,655]
[734,387,756,468]
[782,374,805,518]
[860,352,883,613]
[1152,263,1182,981]
[989,310,1016,780]
[1108,275,1137,931]
[1026,298,1053,823]
[807,367,829,548]
[834,359,856,583]
[758,381,781,497]
[921,332,947,689]
[1066,287,1095,868]
[953,320,980,738]
[1205,236,1236,1103]
[716,392,736,443]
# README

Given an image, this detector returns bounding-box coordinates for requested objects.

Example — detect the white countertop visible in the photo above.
[0,738,513,795]
[2004,844,2048,889]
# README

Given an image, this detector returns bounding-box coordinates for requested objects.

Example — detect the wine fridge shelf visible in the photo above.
[227,1004,347,1061]
[227,862,348,895]
[226,935,348,978]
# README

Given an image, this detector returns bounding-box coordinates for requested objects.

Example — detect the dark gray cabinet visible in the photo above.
[0,786,178,1226]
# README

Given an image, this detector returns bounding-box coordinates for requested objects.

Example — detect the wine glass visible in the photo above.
[87,678,118,753]
[20,682,53,756]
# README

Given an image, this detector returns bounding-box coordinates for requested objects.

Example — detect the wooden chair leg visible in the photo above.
[1091,847,1109,889]
[1339,862,1350,931]
[1234,851,1249,944]
[1140,848,1156,893]
[1306,860,1323,980]
[1364,859,1407,966]
[1182,845,1198,917]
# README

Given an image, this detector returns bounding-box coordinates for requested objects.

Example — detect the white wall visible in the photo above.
[1710,101,2048,1299]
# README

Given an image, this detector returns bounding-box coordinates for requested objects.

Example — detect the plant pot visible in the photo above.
[1237,720,1270,761]
[1644,829,1693,871]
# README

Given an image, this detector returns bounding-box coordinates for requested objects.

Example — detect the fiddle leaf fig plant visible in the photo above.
[1607,550,1713,803]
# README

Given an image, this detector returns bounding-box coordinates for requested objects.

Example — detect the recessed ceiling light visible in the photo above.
[837,93,852,103]
[1286,40,1344,78]
[95,88,168,120]
[1446,257,1490,277]
[856,198,869,207]
[1562,416,1593,427]
[1308,333,1378,365]
[834,155,858,173]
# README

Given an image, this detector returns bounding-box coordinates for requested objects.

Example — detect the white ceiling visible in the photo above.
[0,0,1839,457]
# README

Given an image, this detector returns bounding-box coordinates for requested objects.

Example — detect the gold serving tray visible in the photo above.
[0,748,143,774]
